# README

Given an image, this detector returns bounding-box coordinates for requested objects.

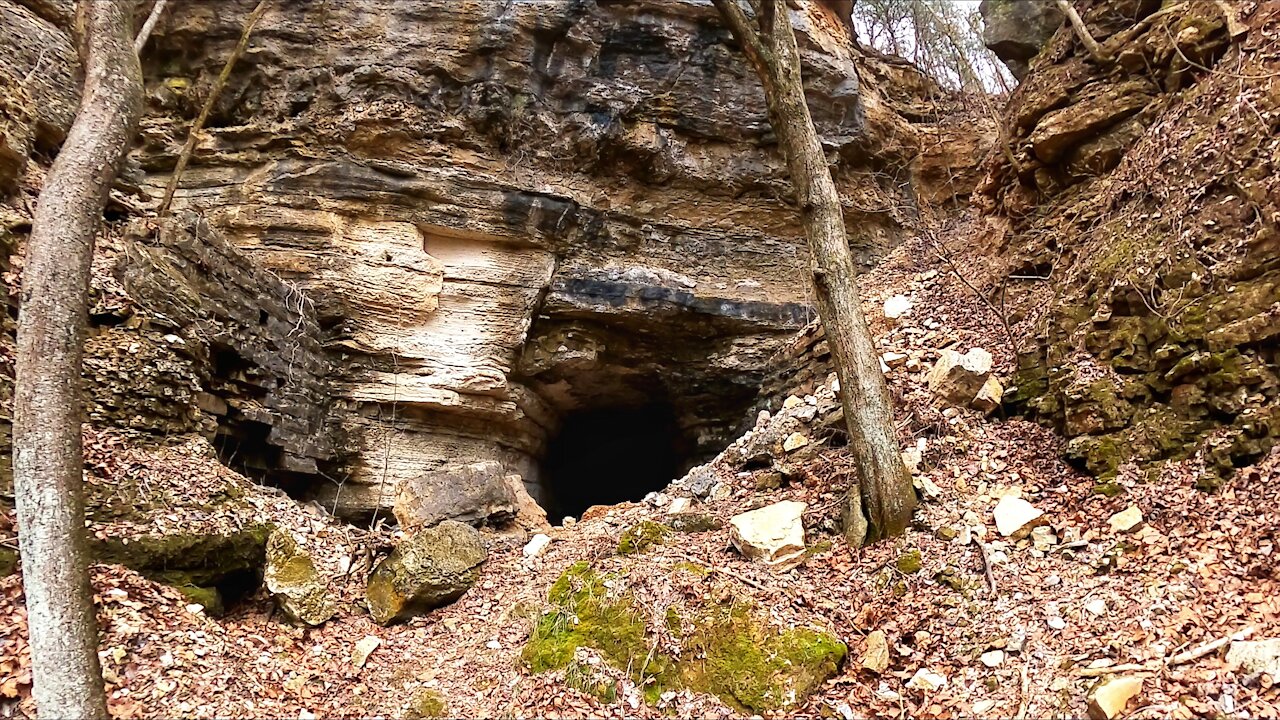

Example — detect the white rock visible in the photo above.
[522,533,552,558]
[980,650,1005,668]
[972,699,996,714]
[729,500,807,566]
[884,295,914,320]
[1047,617,1067,630]
[993,496,1045,537]
[882,351,909,368]
[1225,639,1280,676]
[783,395,804,409]
[1031,525,1058,551]
[901,447,923,475]
[666,497,691,514]
[1108,505,1144,534]
[913,475,943,500]
[927,347,995,405]
[351,635,381,669]
[485,639,501,650]
[906,668,947,691]
[1087,676,1143,720]
[782,432,810,452]
[1084,598,1107,617]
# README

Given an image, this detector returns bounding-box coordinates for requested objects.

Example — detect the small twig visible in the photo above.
[158,0,270,216]
[709,563,770,591]
[133,0,169,55]
[1015,662,1031,720]
[1167,626,1253,666]
[972,535,998,596]
[1076,663,1152,677]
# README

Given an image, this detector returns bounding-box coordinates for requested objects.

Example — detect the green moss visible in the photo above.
[617,521,672,555]
[524,566,845,712]
[0,547,17,576]
[805,540,834,557]
[524,561,672,692]
[1092,480,1126,498]
[405,688,448,719]
[90,524,272,588]
[896,549,923,574]
[174,584,224,615]
[673,561,710,577]
[680,602,846,713]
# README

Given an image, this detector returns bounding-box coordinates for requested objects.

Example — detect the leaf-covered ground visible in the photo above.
[2,224,1277,719]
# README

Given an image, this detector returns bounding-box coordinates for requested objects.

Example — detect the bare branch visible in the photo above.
[711,0,771,74]
[159,0,271,216]
[133,0,169,55]
[1054,0,1110,64]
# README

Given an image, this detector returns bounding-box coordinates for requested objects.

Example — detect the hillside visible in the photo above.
[0,0,1277,718]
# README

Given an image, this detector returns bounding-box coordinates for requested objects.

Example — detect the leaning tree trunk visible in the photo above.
[13,1,144,716]
[712,0,915,541]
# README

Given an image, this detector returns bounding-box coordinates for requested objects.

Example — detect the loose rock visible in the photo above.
[366,520,487,625]
[993,496,1045,537]
[263,529,335,626]
[729,500,807,566]
[1087,676,1143,720]
[884,295,914,320]
[351,635,381,669]
[1226,639,1280,676]
[1108,505,1144,534]
[861,630,890,673]
[927,348,995,405]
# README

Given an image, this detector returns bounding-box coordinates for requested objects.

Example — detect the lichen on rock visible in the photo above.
[264,528,335,626]
[522,561,845,712]
[365,520,487,625]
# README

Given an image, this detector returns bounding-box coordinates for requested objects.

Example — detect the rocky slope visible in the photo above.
[0,0,979,525]
[977,0,1279,489]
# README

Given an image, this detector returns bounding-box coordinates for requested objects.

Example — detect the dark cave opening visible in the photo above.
[542,403,693,523]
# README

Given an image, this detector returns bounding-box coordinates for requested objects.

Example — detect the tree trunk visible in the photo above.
[1054,0,1109,63]
[13,1,144,717]
[712,0,916,540]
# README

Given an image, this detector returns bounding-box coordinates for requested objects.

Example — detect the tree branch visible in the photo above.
[711,0,771,74]
[133,0,168,55]
[159,0,271,216]
[1055,0,1110,64]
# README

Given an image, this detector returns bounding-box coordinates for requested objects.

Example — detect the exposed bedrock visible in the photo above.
[0,0,976,525]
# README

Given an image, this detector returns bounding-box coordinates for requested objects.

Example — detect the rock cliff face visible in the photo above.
[978,0,1279,487]
[1,0,956,523]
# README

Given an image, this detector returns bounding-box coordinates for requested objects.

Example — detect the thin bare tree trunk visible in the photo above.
[13,1,144,716]
[133,0,169,55]
[712,0,915,541]
[1054,0,1109,63]
[158,0,270,216]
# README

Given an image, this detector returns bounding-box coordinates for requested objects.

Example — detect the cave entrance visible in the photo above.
[541,403,693,523]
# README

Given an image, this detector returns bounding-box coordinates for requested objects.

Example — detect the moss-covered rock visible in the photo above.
[175,584,225,615]
[617,520,671,555]
[0,547,18,577]
[680,601,846,713]
[89,524,272,591]
[522,562,846,712]
[366,520,486,625]
[668,513,723,533]
[404,688,448,719]
[896,549,923,574]
[264,529,335,626]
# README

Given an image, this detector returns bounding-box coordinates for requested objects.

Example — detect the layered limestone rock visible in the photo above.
[980,1,1279,485]
[113,0,929,520]
[0,0,973,528]
[978,0,1063,80]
